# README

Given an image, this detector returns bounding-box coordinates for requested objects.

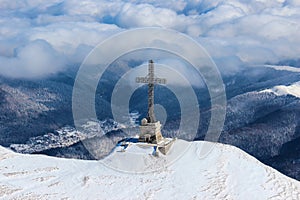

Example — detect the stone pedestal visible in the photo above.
[138,121,163,144]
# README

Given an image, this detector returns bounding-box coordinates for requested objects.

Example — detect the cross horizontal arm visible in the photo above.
[136,77,167,84]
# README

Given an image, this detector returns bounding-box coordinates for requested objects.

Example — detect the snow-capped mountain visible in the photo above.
[0,140,299,199]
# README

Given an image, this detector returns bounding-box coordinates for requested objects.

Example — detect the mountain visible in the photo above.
[1,64,300,180]
[219,79,300,180]
[0,140,299,199]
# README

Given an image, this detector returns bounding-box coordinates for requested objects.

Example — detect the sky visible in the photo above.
[0,0,300,78]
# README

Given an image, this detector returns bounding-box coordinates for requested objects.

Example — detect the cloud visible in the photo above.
[0,39,66,78]
[0,1,122,78]
[115,3,195,32]
[0,0,299,78]
[202,12,300,65]
[29,22,121,59]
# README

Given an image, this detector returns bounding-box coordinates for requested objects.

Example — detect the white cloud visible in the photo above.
[125,0,187,13]
[29,22,121,56]
[115,3,197,32]
[0,0,299,78]
[0,39,65,78]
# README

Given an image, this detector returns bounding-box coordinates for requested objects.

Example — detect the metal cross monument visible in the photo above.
[136,60,167,123]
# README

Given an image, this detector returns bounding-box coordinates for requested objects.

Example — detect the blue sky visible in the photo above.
[0,0,299,78]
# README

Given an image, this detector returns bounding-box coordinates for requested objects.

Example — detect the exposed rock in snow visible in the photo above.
[0,140,299,199]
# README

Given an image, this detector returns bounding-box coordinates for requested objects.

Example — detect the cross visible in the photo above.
[136,60,167,123]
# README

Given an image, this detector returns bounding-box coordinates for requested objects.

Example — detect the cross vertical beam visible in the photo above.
[147,60,155,123]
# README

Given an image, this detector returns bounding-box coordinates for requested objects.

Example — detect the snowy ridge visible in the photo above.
[260,81,300,98]
[0,140,300,199]
[264,65,300,73]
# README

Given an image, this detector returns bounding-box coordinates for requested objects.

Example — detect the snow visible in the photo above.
[260,81,300,98]
[0,140,300,199]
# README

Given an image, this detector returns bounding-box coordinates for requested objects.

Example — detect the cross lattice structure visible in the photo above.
[135,60,167,123]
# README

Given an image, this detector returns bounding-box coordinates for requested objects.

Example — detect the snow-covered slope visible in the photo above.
[0,140,299,200]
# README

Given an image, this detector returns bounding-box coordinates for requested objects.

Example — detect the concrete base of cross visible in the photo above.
[138,121,163,144]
